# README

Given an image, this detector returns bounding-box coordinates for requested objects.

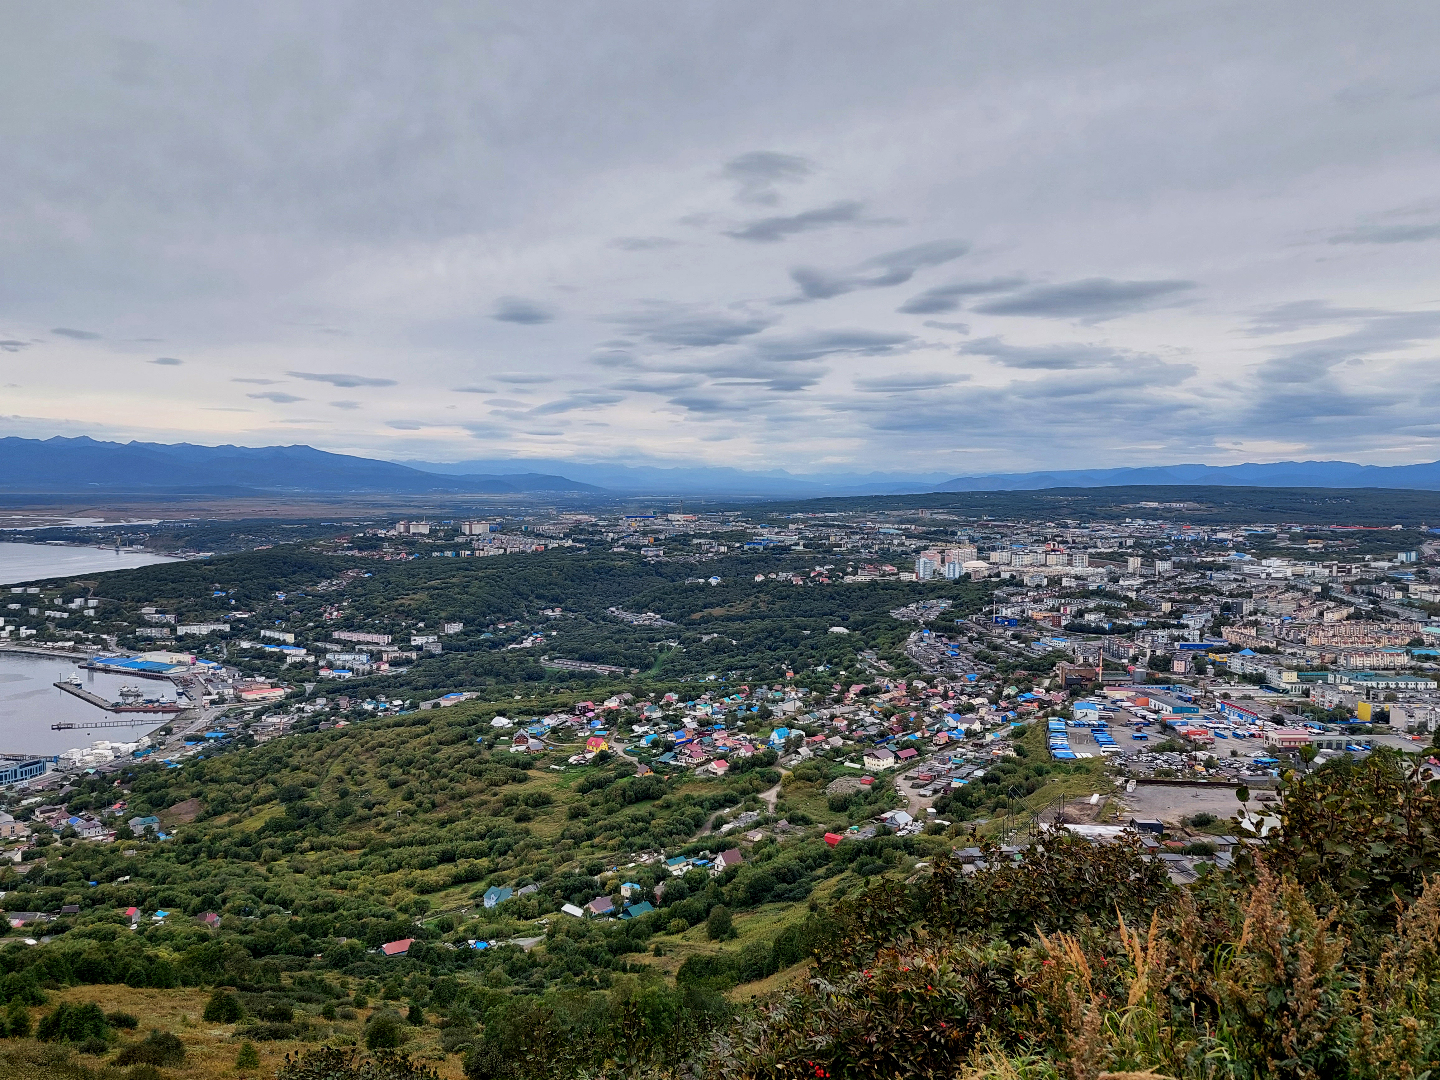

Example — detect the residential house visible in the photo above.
[585,896,615,917]
[483,886,513,909]
[863,747,896,770]
[381,938,415,957]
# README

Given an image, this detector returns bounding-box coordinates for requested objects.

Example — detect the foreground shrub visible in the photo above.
[114,1030,186,1067]
[365,1011,405,1051]
[278,1046,441,1079]
[36,1002,109,1043]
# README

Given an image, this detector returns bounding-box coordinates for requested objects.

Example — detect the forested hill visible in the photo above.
[739,483,1440,526]
[61,544,990,692]
[0,436,598,495]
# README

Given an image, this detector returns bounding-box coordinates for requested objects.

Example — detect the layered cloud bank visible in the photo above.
[2,3,1439,475]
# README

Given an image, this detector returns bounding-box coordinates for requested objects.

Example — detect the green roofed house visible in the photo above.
[620,901,655,920]
[483,886,513,909]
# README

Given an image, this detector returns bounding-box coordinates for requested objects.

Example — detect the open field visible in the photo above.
[0,984,467,1080]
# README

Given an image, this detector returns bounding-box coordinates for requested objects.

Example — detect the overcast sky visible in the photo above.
[3,3,1440,476]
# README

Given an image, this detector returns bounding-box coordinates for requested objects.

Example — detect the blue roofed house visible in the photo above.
[768,727,790,748]
[483,886,513,909]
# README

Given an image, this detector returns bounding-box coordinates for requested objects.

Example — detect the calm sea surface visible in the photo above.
[0,542,181,586]
[0,542,182,754]
[0,652,174,755]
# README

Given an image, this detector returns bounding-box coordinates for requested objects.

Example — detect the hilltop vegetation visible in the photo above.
[38,545,989,690]
[3,751,1440,1079]
[0,695,957,1071]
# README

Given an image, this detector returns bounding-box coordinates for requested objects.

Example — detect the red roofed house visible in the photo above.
[381,938,415,957]
[823,832,844,846]
[716,849,743,869]
[196,912,221,929]
[124,906,141,925]
[897,747,919,762]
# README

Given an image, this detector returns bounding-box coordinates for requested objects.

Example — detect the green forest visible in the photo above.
[2,738,1438,1079]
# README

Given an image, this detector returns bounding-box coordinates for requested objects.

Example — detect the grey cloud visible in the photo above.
[591,350,637,369]
[50,328,100,340]
[861,240,972,283]
[610,237,680,250]
[591,324,910,395]
[0,341,29,352]
[854,372,970,392]
[493,296,557,324]
[608,374,704,393]
[1245,300,1392,335]
[754,328,913,362]
[232,378,279,385]
[923,321,970,333]
[493,372,554,384]
[247,391,305,403]
[288,371,397,388]
[330,400,361,409]
[452,385,498,393]
[463,422,508,439]
[974,278,1196,320]
[960,337,1144,370]
[386,420,423,429]
[855,360,1201,437]
[528,391,625,416]
[149,357,183,366]
[668,395,753,414]
[607,303,775,347]
[783,239,972,303]
[726,201,867,243]
[666,356,829,392]
[1251,310,1440,384]
[897,277,1027,314]
[723,151,813,205]
[1328,223,1440,244]
[789,267,855,300]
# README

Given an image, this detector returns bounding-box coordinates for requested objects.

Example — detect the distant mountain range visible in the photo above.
[403,457,955,497]
[406,456,1440,496]
[933,460,1440,492]
[0,437,600,496]
[7,437,1440,500]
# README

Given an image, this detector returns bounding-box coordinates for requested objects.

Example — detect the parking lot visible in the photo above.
[1117,782,1253,825]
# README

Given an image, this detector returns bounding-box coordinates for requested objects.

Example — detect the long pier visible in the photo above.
[53,682,183,714]
[51,718,170,730]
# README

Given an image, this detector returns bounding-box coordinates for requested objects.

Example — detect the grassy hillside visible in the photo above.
[0,695,957,1075]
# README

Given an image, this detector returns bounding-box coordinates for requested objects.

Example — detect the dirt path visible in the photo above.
[698,772,788,837]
